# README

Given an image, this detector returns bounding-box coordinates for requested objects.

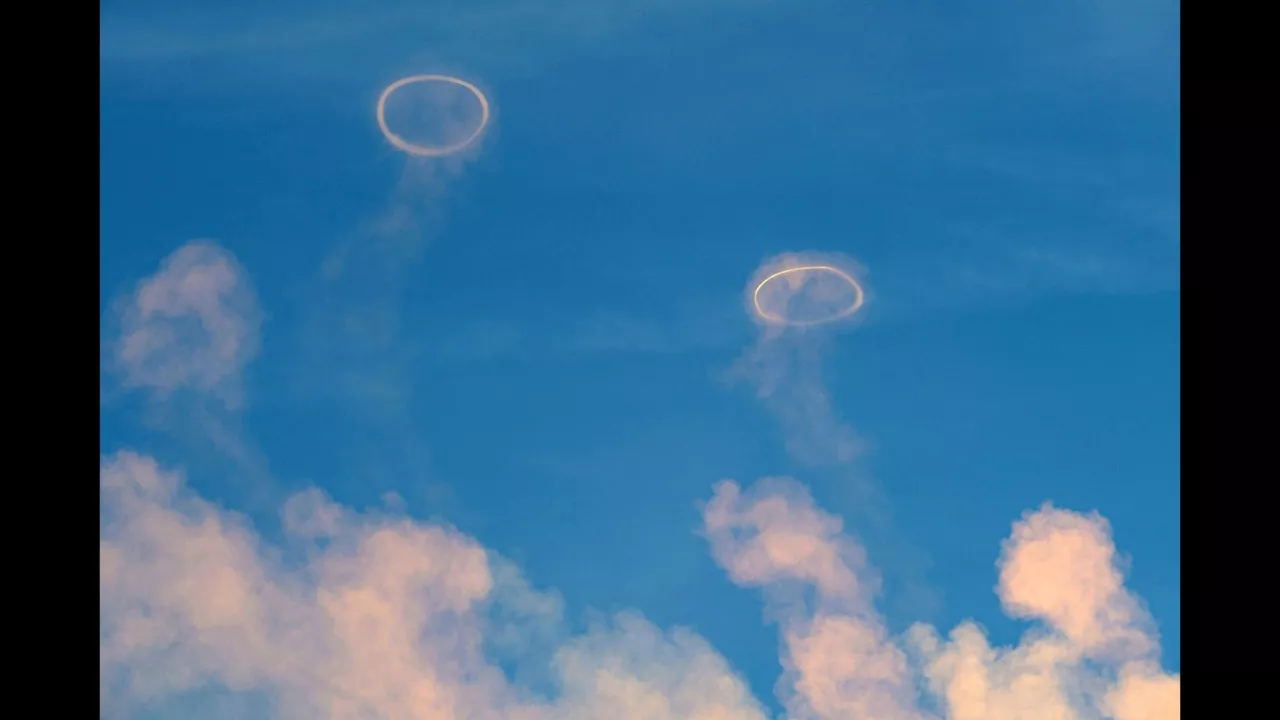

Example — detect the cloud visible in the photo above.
[1077,0,1179,67]
[725,252,945,636]
[906,503,1178,720]
[1101,663,1181,720]
[100,0,785,73]
[561,306,743,357]
[100,454,1178,719]
[100,451,770,720]
[102,241,280,507]
[553,614,769,720]
[702,478,869,603]
[699,478,1179,720]
[994,506,1155,657]
[702,479,924,720]
[429,300,747,366]
[99,201,1172,720]
[108,241,261,408]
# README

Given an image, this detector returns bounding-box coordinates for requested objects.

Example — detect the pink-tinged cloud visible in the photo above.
[1102,662,1181,720]
[100,451,1177,719]
[784,614,925,720]
[907,502,1179,719]
[111,241,261,406]
[100,451,769,720]
[702,478,867,601]
[996,505,1155,658]
[703,479,924,720]
[701,479,1178,720]
[99,451,1176,720]
[928,504,1178,719]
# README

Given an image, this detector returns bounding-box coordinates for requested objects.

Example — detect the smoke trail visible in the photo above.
[730,251,871,467]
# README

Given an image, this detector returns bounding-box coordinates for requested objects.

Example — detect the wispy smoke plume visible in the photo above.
[729,251,870,466]
[103,241,275,502]
[302,75,492,428]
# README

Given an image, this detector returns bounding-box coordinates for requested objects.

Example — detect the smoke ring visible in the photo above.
[752,265,865,327]
[376,75,491,157]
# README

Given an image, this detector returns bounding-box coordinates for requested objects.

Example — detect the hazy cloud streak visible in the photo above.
[109,241,261,408]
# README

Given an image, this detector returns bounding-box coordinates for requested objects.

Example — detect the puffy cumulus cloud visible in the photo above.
[99,451,769,720]
[995,505,1156,658]
[703,479,924,720]
[907,504,1179,720]
[1101,663,1181,720]
[702,478,868,602]
[784,613,924,720]
[109,241,261,406]
[553,614,768,720]
[729,252,870,466]
[701,479,1179,720]
[100,455,1178,719]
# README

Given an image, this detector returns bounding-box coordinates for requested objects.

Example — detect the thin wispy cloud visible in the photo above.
[1075,0,1179,68]
[100,0,788,70]
[430,301,748,365]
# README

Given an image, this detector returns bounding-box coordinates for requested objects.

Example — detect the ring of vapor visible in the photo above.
[752,264,865,327]
[376,74,491,157]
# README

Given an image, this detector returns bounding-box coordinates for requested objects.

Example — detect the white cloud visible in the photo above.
[100,0,786,69]
[100,452,1178,719]
[100,451,770,720]
[699,478,1178,720]
[906,503,1178,720]
[100,239,1176,719]
[703,478,924,720]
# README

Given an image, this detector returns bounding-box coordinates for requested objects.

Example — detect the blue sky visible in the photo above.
[100,1,1179,718]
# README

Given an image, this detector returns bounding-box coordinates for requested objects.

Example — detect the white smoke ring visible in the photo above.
[376,74,491,157]
[752,265,866,327]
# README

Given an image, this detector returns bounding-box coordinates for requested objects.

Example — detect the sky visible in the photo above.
[100,1,1180,718]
